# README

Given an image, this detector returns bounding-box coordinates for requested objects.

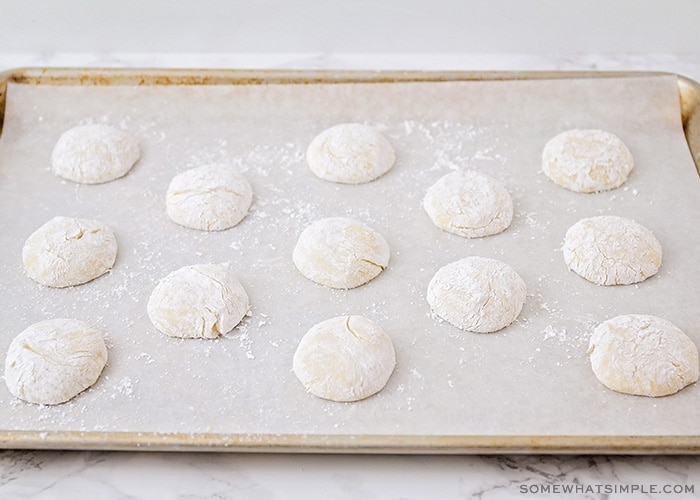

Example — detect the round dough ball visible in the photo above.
[22,216,118,288]
[423,170,513,238]
[166,164,253,231]
[588,314,699,397]
[4,318,108,405]
[542,129,634,193]
[427,257,526,333]
[293,315,396,402]
[306,123,396,184]
[51,124,140,184]
[293,217,390,289]
[563,215,662,286]
[147,264,249,339]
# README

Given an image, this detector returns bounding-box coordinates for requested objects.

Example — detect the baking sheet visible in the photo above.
[1,74,700,449]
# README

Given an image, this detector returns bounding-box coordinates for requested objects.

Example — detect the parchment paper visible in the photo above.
[1,75,699,439]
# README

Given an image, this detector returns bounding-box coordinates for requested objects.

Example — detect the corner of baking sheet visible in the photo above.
[678,74,700,172]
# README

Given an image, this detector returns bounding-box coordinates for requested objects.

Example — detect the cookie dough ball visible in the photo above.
[147,264,249,339]
[4,319,108,405]
[166,164,253,231]
[563,215,662,286]
[22,216,117,288]
[306,123,396,184]
[51,124,140,184]
[542,129,634,193]
[427,257,526,333]
[588,315,699,397]
[293,217,390,289]
[293,315,396,402]
[423,170,513,238]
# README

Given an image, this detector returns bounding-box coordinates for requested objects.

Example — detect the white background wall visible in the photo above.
[1,0,699,54]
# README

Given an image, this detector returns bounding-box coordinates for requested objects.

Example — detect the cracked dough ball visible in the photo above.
[427,257,526,333]
[147,264,249,339]
[22,216,117,288]
[423,170,513,238]
[563,215,662,286]
[306,123,395,184]
[293,217,390,289]
[166,164,253,231]
[293,315,396,402]
[51,124,140,184]
[588,315,699,397]
[542,129,634,193]
[4,319,108,405]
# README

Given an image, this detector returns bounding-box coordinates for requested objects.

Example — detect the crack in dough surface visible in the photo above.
[147,264,249,339]
[293,217,390,289]
[542,129,634,193]
[166,164,253,231]
[423,170,513,238]
[51,124,140,184]
[306,123,395,184]
[4,318,108,405]
[427,256,526,333]
[562,215,662,286]
[22,216,117,288]
[292,315,396,402]
[588,314,699,397]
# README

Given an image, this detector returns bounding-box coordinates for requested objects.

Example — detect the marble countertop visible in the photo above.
[2,52,700,499]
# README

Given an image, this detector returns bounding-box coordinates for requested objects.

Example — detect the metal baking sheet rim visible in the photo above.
[0,67,699,455]
[3,431,700,455]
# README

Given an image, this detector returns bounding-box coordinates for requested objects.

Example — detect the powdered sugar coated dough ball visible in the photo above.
[22,216,117,288]
[588,315,699,397]
[306,123,396,184]
[423,170,513,238]
[166,164,253,231]
[563,215,662,286]
[427,257,526,333]
[4,319,108,405]
[542,129,634,193]
[293,217,390,289]
[293,315,396,402]
[51,124,140,184]
[147,264,249,339]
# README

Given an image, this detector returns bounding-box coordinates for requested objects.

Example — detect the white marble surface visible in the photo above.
[3,2,700,54]
[2,52,700,499]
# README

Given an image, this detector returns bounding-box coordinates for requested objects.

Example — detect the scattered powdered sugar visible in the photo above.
[543,324,568,342]
[135,352,155,365]
[238,331,256,360]
[113,377,134,398]
[519,211,552,232]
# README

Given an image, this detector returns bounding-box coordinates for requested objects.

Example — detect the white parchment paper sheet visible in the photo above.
[1,75,699,437]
